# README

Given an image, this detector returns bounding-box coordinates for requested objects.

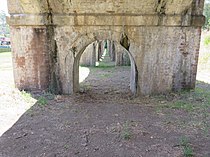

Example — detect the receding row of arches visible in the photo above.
[73,38,138,96]
[80,40,131,67]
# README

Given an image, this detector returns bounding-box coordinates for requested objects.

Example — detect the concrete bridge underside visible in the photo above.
[7,0,205,95]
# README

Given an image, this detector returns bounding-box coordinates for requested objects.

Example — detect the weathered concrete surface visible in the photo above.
[115,42,131,66]
[80,42,97,66]
[11,27,50,91]
[7,0,205,95]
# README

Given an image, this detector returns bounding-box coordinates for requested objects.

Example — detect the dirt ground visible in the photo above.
[0,62,210,157]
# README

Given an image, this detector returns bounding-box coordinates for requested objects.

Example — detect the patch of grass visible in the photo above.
[21,90,32,102]
[155,87,210,134]
[96,65,115,69]
[156,86,210,136]
[96,58,115,68]
[183,146,194,157]
[180,136,194,157]
[170,101,194,112]
[37,96,48,107]
[157,100,195,112]
[99,73,112,78]
[194,87,210,108]
[157,86,210,113]
[204,35,210,46]
[121,121,132,140]
[0,48,11,53]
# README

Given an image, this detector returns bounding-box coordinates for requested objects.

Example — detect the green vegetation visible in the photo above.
[121,121,132,140]
[96,61,115,68]
[204,35,210,46]
[170,100,194,112]
[37,96,48,107]
[21,90,33,102]
[157,86,210,111]
[99,73,112,78]
[155,84,210,137]
[203,0,210,30]
[0,48,11,53]
[180,136,194,157]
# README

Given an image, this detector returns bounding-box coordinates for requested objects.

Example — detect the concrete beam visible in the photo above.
[7,14,205,27]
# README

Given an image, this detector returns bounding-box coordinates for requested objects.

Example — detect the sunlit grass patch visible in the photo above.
[21,90,33,103]
[0,48,11,53]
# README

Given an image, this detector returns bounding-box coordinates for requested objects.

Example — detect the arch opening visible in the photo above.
[72,39,138,96]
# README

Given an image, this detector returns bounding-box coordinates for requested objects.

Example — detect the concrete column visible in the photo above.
[98,41,103,60]
[110,41,115,61]
[115,43,130,66]
[80,42,96,66]
[115,44,124,66]
[91,42,96,65]
[95,41,99,61]
[11,26,50,91]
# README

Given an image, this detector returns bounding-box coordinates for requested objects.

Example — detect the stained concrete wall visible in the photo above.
[80,42,97,66]
[115,43,130,66]
[7,0,205,95]
[7,0,203,15]
[53,26,201,95]
[11,27,50,91]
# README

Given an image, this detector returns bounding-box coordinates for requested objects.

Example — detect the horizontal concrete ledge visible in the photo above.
[7,14,205,27]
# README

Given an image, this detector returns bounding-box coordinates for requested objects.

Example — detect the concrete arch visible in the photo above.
[61,30,139,95]
[8,0,205,96]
